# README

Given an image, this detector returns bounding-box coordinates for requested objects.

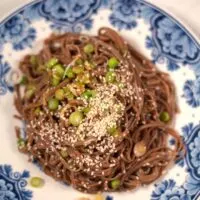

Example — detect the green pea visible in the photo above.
[82,90,96,100]
[105,71,116,83]
[51,75,61,86]
[53,64,65,77]
[46,58,58,69]
[82,107,90,114]
[19,76,28,85]
[72,65,84,74]
[55,89,65,100]
[17,138,26,149]
[34,107,41,115]
[75,58,83,65]
[159,111,170,122]
[64,67,75,79]
[108,57,119,69]
[30,177,44,188]
[69,111,83,126]
[30,55,37,66]
[110,179,120,190]
[84,43,94,54]
[48,98,59,111]
[60,150,68,158]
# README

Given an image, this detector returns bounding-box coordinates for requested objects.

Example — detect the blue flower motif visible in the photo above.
[0,189,17,200]
[145,36,180,71]
[2,15,27,42]
[23,0,102,31]
[183,123,200,193]
[189,130,200,175]
[155,17,198,62]
[151,180,191,200]
[0,14,36,50]
[42,0,98,23]
[0,57,13,95]
[183,78,200,107]
[109,0,140,30]
[152,180,175,199]
[0,165,32,200]
[0,180,7,191]
[160,187,190,200]
[184,175,200,196]
[13,28,36,50]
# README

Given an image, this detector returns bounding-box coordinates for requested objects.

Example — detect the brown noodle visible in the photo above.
[14,27,184,193]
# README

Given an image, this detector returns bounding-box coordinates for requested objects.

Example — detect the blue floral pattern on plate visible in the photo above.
[0,0,200,199]
[150,15,199,64]
[0,165,32,200]
[152,123,200,200]
[0,56,13,95]
[0,14,36,50]
[108,0,200,108]
[2,0,199,108]
[184,124,200,181]
[183,78,200,107]
[151,180,191,200]
[22,0,108,32]
[109,0,141,30]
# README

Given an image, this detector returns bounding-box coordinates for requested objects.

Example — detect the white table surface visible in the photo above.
[0,0,200,42]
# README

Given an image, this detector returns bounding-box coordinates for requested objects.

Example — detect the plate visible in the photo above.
[0,0,200,200]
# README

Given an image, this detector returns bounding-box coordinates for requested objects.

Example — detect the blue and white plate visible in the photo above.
[0,0,200,199]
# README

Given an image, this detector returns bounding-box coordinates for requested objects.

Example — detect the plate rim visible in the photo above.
[0,0,199,48]
[0,1,199,200]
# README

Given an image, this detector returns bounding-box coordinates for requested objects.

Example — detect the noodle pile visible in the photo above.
[14,27,184,193]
